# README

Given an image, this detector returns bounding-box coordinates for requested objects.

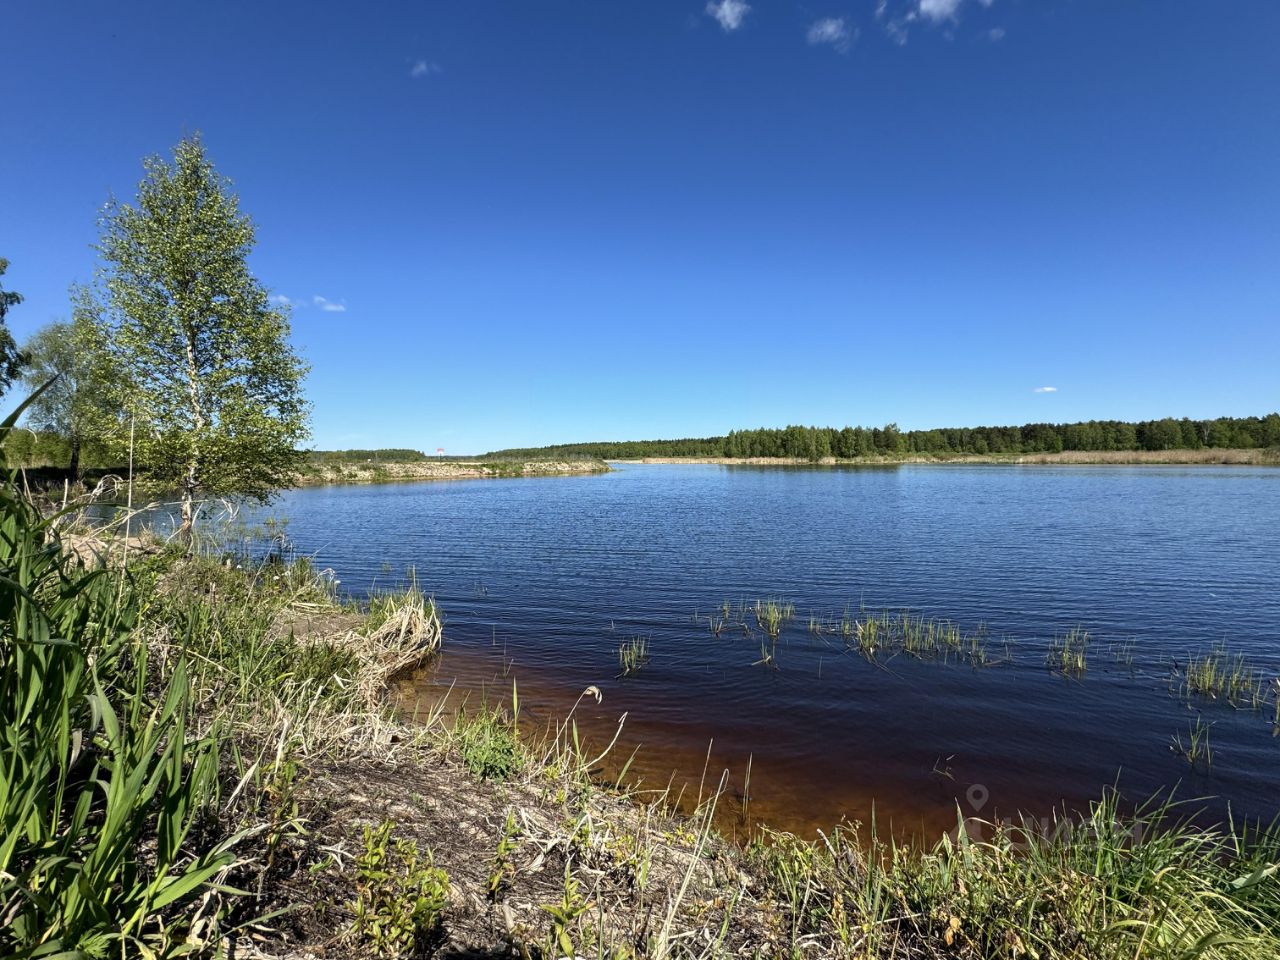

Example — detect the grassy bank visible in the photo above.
[6,478,1280,956]
[297,458,610,486]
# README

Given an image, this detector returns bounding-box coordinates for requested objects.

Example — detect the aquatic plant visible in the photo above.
[1109,639,1136,669]
[617,635,650,676]
[752,599,795,639]
[1047,627,1090,677]
[1181,643,1267,708]
[1171,716,1214,770]
[753,639,777,668]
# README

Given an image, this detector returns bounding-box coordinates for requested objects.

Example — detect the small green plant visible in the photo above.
[487,810,521,902]
[617,636,650,676]
[1170,716,1214,770]
[349,820,450,957]
[753,639,777,668]
[1047,627,1089,677]
[540,863,594,959]
[455,705,524,781]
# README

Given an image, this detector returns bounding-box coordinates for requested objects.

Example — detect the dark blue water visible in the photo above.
[259,464,1280,836]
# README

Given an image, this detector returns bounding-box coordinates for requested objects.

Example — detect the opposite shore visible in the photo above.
[295,458,610,485]
[613,447,1280,466]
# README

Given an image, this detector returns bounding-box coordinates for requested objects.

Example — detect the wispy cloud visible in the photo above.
[988,26,1006,41]
[917,0,963,22]
[271,294,347,313]
[876,0,996,43]
[409,59,441,79]
[1033,386,1058,394]
[706,0,750,32]
[312,295,347,313]
[807,17,855,52]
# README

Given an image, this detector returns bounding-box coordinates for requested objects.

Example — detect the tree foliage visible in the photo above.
[19,295,121,478]
[487,414,1280,462]
[95,136,309,534]
[0,257,27,397]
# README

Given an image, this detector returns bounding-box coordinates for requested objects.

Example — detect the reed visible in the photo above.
[1109,639,1136,668]
[1182,643,1268,708]
[848,609,991,665]
[617,636,650,676]
[752,599,795,639]
[753,639,777,668]
[1171,716,1214,770]
[1047,626,1090,677]
[0,404,237,957]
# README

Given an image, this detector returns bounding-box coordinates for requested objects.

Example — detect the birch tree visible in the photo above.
[96,136,309,540]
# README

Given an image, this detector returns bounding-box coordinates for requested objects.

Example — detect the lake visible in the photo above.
[255,463,1280,838]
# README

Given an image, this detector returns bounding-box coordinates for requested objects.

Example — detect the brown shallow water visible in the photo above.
[396,637,1278,843]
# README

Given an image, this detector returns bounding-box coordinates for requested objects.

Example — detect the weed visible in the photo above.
[1171,716,1215,770]
[1182,643,1267,708]
[753,599,795,639]
[539,863,593,959]
[1047,626,1089,677]
[487,809,521,902]
[349,820,450,957]
[455,705,524,781]
[617,635,650,676]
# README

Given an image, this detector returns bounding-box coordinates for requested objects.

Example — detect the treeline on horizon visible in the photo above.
[12,415,1280,474]
[486,413,1280,462]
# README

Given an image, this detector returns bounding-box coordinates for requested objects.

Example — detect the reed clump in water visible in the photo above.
[843,609,991,666]
[1046,626,1090,677]
[752,599,795,639]
[617,636,650,676]
[1181,643,1268,709]
[1171,715,1214,770]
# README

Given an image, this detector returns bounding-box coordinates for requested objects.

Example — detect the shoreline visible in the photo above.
[610,448,1279,466]
[43,520,1280,957]
[295,457,610,487]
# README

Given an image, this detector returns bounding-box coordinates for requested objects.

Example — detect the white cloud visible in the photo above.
[312,295,347,313]
[270,294,294,307]
[807,17,856,52]
[706,0,750,32]
[876,0,996,42]
[1033,386,1058,394]
[409,59,441,79]
[918,0,963,22]
[988,26,1005,41]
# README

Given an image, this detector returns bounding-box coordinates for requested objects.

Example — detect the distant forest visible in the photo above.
[487,414,1280,462]
[10,415,1280,472]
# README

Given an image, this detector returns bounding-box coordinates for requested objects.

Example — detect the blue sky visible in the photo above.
[2,1,1277,453]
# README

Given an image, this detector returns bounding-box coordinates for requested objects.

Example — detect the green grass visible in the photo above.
[1171,715,1215,770]
[1183,644,1268,709]
[0,408,236,957]
[752,599,795,639]
[843,608,991,665]
[1047,626,1090,677]
[453,705,524,781]
[617,635,650,676]
[750,790,1280,960]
